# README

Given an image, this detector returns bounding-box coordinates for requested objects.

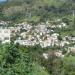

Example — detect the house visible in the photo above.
[8,27,19,33]
[54,51,64,58]
[60,41,70,47]
[68,47,75,53]
[43,53,48,59]
[16,22,32,31]
[35,24,48,34]
[65,36,75,43]
[69,37,75,43]
[14,39,37,46]
[0,29,11,43]
[0,21,7,25]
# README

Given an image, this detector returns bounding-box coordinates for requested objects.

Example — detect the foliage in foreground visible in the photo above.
[0,43,49,75]
[0,43,75,75]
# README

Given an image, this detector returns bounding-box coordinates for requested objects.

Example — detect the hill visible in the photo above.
[0,0,75,24]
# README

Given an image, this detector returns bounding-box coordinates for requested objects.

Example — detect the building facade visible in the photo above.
[0,29,11,43]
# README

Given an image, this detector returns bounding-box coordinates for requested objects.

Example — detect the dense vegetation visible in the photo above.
[0,0,75,24]
[0,43,75,75]
[0,43,49,75]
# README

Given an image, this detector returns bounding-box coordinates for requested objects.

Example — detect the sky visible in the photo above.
[0,0,7,2]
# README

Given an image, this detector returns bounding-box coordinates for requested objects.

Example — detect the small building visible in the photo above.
[0,21,7,26]
[14,39,36,46]
[0,29,11,43]
[54,51,64,57]
[68,47,75,53]
[70,37,75,43]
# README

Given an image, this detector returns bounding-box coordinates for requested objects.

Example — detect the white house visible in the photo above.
[54,51,64,58]
[0,29,11,43]
[0,21,7,25]
[43,53,48,59]
[68,47,75,53]
[14,39,37,46]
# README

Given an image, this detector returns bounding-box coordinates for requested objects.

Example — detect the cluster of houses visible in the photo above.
[0,20,75,49]
[0,20,75,58]
[14,23,61,47]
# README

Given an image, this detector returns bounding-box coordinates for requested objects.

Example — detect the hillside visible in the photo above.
[0,0,75,24]
[0,0,75,75]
